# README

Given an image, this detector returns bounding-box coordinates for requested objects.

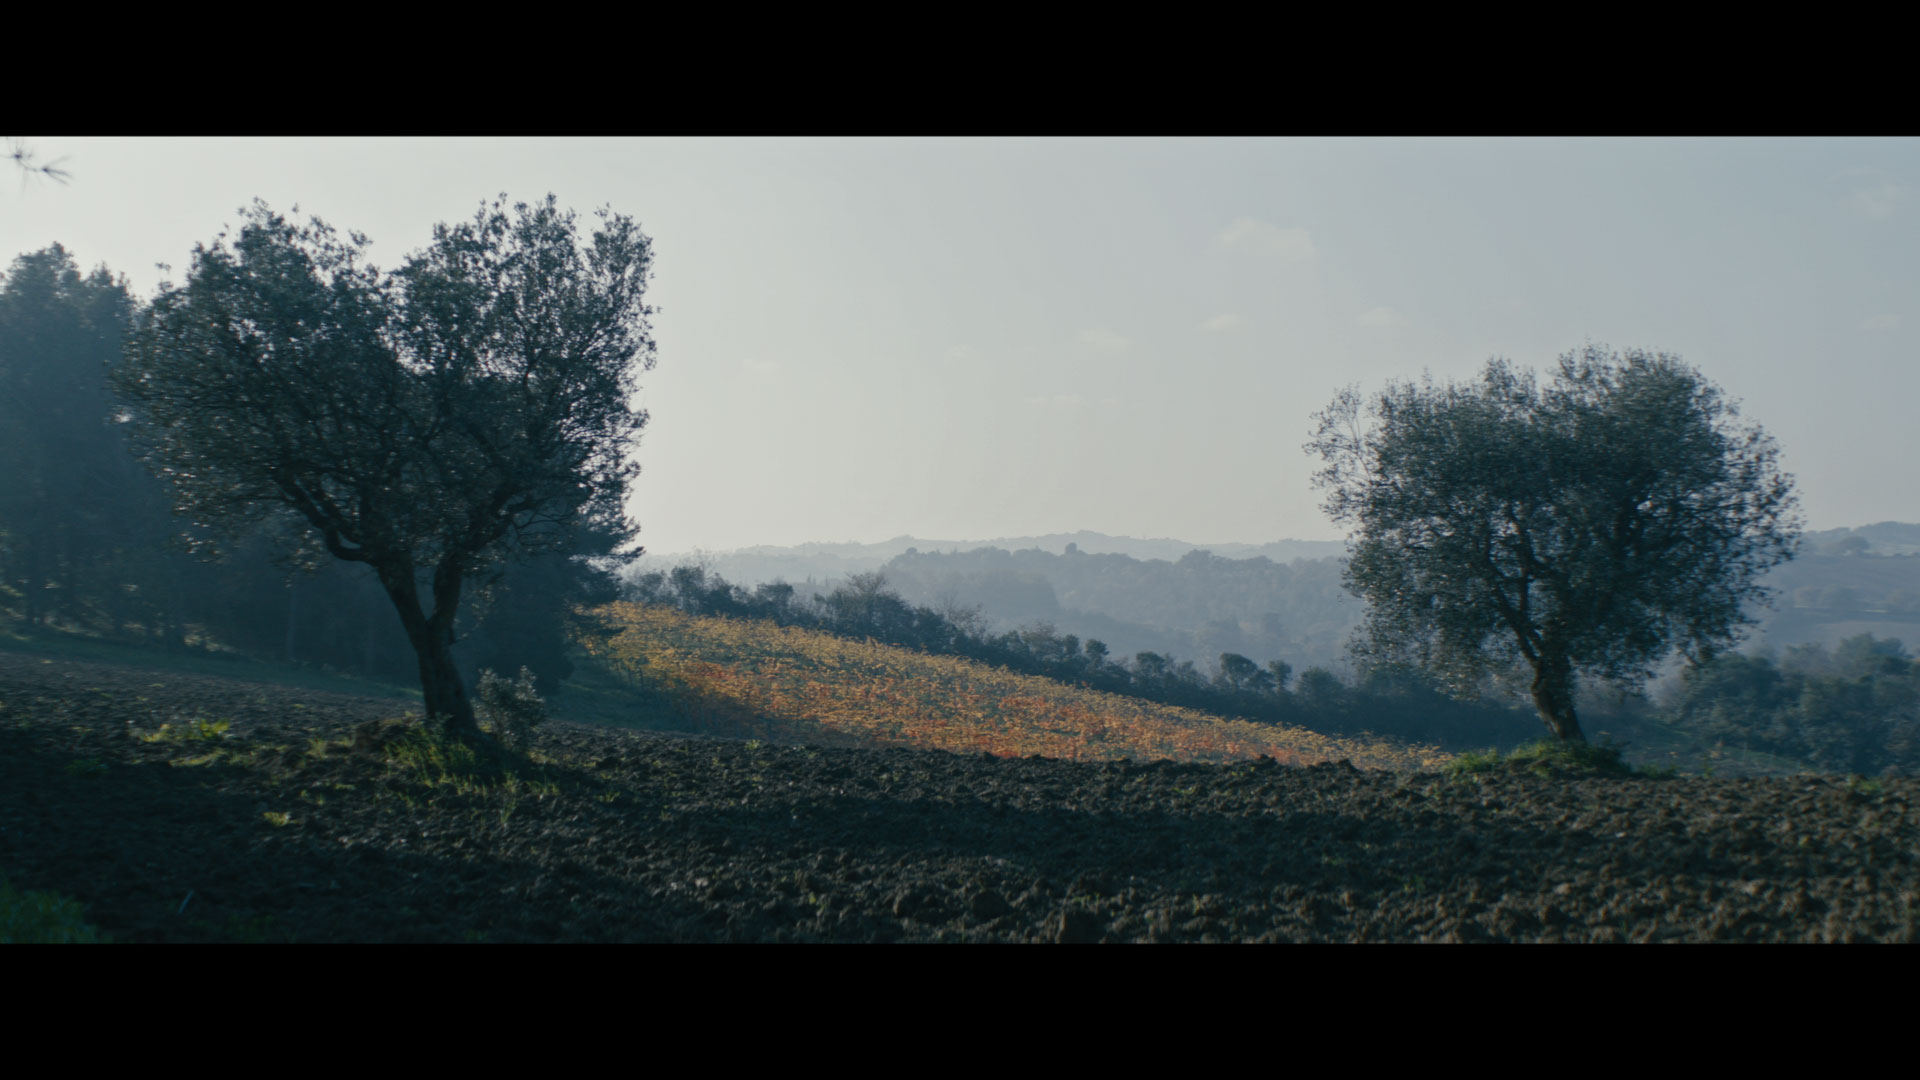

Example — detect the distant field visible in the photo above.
[582,602,1449,771]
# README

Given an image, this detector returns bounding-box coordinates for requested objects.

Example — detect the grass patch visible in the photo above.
[135,715,280,769]
[380,723,499,794]
[375,721,569,811]
[137,716,233,744]
[0,874,110,943]
[1446,738,1676,780]
[224,913,281,943]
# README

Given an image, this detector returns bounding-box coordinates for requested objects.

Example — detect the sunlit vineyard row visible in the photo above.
[582,603,1450,770]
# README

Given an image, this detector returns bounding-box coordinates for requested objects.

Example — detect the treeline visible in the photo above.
[878,545,1364,673]
[0,245,611,694]
[1666,635,1920,775]
[632,564,1920,773]
[622,564,1544,751]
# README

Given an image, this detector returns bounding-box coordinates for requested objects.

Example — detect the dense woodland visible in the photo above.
[0,245,615,696]
[1664,635,1920,775]
[4,242,1919,774]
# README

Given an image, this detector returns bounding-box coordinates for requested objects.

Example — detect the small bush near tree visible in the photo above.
[0,874,108,943]
[476,666,547,748]
[1446,738,1674,780]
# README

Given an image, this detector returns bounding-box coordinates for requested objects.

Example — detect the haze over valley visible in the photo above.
[629,522,1920,678]
[7,137,1920,943]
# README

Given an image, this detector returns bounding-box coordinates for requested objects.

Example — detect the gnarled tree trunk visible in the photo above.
[377,559,480,738]
[407,624,476,736]
[1528,649,1585,742]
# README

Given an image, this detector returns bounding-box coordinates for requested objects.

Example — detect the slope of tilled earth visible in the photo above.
[3,650,1917,942]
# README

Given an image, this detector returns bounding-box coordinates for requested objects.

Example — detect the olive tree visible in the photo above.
[115,195,656,737]
[1306,346,1799,742]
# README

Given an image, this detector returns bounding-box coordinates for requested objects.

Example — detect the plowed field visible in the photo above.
[4,650,1915,942]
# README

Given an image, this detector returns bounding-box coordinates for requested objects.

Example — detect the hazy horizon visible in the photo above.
[632,519,1915,562]
[8,137,1914,551]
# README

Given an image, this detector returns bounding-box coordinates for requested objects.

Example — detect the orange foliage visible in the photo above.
[581,602,1448,770]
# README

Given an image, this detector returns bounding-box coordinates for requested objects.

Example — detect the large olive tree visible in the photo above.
[1306,346,1800,742]
[116,195,656,737]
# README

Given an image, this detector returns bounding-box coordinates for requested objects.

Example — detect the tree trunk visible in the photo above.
[409,626,477,737]
[1528,651,1585,742]
[376,560,481,738]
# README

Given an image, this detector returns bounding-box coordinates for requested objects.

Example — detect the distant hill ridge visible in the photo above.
[635,531,1351,583]
[1803,522,1920,557]
[648,521,1920,571]
[625,524,1920,675]
[639,522,1919,582]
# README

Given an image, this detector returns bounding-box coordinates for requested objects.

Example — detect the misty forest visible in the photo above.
[6,151,1920,943]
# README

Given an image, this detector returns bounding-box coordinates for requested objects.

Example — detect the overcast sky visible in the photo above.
[5,137,1914,554]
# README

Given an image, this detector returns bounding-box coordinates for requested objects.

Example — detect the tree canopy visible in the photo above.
[115,195,657,736]
[1307,346,1801,742]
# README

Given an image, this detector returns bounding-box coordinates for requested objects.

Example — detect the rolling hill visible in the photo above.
[579,602,1446,770]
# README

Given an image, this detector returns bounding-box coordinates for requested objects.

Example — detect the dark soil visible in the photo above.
[4,650,1917,942]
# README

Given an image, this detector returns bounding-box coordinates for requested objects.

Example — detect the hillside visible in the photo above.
[6,647,1917,942]
[630,529,1920,684]
[579,602,1447,770]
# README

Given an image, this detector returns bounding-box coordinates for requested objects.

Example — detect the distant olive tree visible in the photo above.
[116,195,656,738]
[1307,346,1800,742]
[1082,638,1110,668]
[1215,652,1273,693]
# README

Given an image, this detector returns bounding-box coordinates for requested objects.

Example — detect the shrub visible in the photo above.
[1446,738,1665,780]
[0,875,109,943]
[476,666,547,747]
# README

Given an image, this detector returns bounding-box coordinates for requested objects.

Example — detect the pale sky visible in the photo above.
[5,137,1914,554]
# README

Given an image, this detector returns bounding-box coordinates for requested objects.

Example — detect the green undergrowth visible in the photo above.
[1446,738,1678,781]
[364,721,575,825]
[139,716,234,744]
[0,873,110,943]
[379,724,522,790]
[136,713,291,770]
[123,704,583,819]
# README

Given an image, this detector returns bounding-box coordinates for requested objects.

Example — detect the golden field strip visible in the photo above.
[583,602,1449,770]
